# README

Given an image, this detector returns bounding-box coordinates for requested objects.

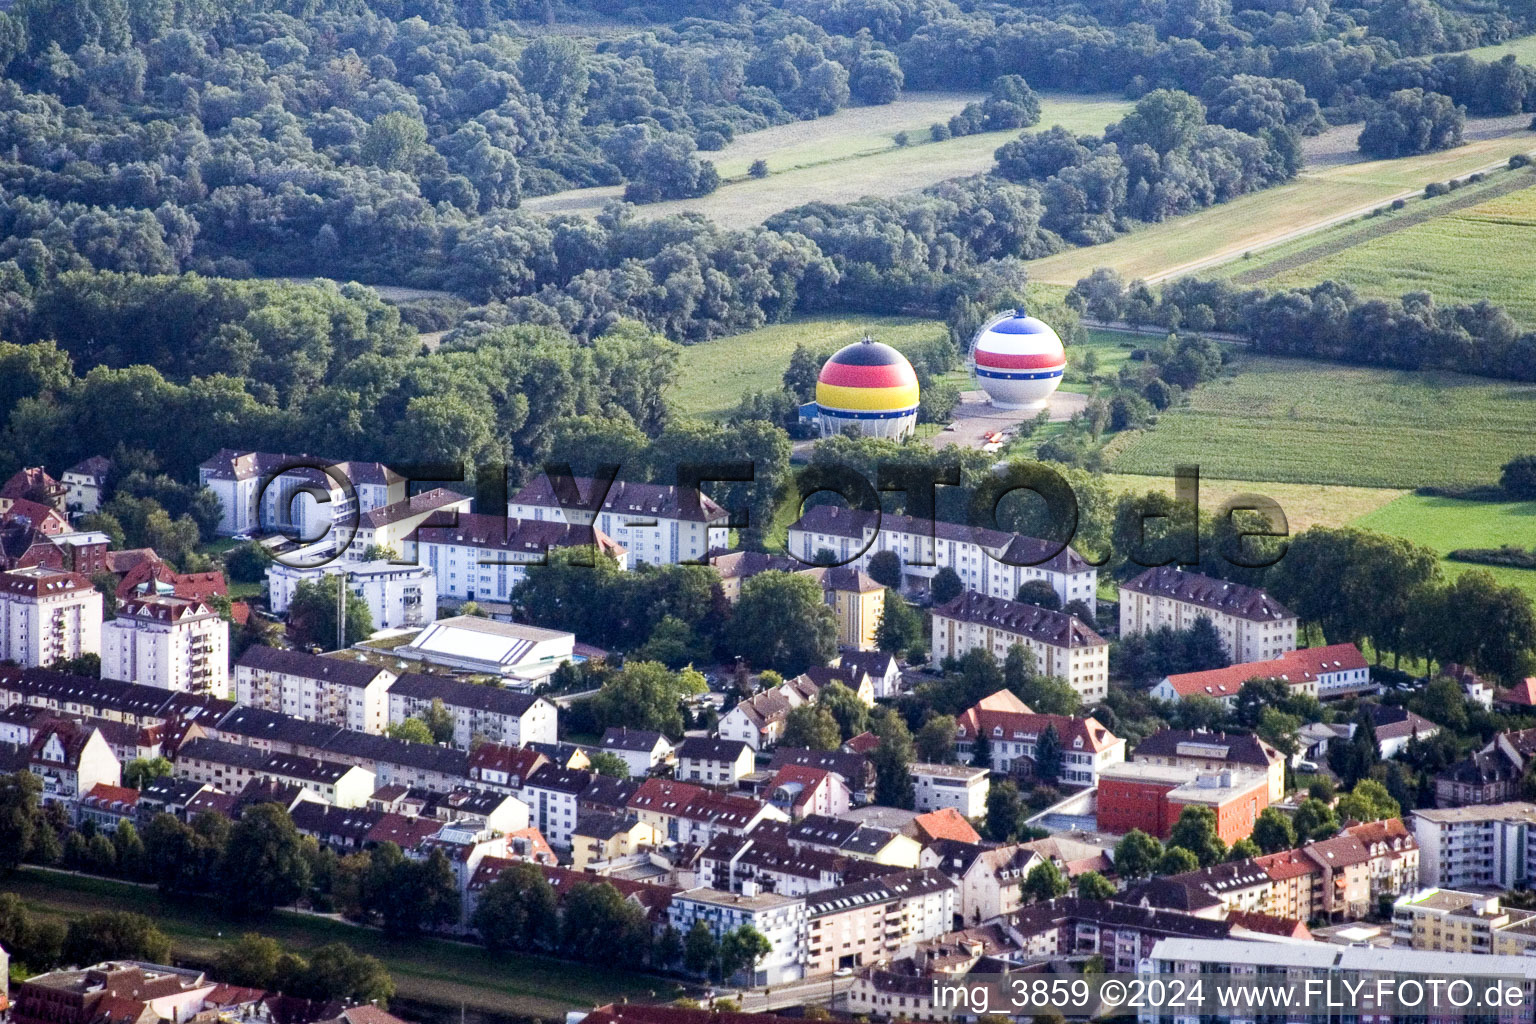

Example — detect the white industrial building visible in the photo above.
[393,616,576,686]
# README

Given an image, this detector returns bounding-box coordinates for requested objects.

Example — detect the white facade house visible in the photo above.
[387,672,558,749]
[508,474,731,567]
[909,762,990,819]
[393,616,577,685]
[787,505,1098,606]
[101,595,228,696]
[668,887,808,986]
[0,567,102,668]
[598,727,674,776]
[408,512,629,605]
[234,646,396,733]
[1120,566,1297,664]
[62,456,111,515]
[268,559,437,631]
[930,590,1109,702]
[197,449,403,545]
[1412,803,1536,891]
[521,764,591,848]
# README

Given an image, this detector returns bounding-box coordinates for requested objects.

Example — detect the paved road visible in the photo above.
[925,389,1088,451]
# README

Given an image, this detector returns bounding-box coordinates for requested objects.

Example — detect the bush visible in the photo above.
[748,159,769,179]
[930,122,951,141]
[893,131,909,147]
[1425,181,1451,197]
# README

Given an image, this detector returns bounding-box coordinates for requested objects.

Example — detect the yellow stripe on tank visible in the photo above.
[816,381,920,412]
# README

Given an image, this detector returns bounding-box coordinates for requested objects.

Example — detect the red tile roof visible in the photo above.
[954,689,1120,753]
[1161,643,1367,699]
[1498,678,1536,707]
[1254,848,1320,881]
[913,807,981,845]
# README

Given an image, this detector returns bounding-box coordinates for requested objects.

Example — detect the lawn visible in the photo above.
[1353,493,1536,599]
[1023,113,1536,286]
[1457,33,1536,64]
[1104,355,1536,489]
[524,92,1135,230]
[3,868,662,1019]
[1056,328,1142,394]
[670,314,948,419]
[1251,177,1536,325]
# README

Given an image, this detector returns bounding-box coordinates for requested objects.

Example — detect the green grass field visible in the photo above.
[1056,328,1142,394]
[1250,178,1536,325]
[1353,493,1536,598]
[3,868,661,1019]
[1105,355,1536,488]
[1457,33,1536,64]
[525,92,1135,230]
[671,314,948,419]
[1024,115,1536,286]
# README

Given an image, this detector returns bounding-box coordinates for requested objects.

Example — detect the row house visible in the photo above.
[0,667,232,731]
[509,473,731,567]
[386,672,557,750]
[1003,897,1234,972]
[77,782,141,833]
[368,784,530,835]
[784,814,921,868]
[1120,566,1296,664]
[787,505,1098,607]
[953,689,1125,786]
[466,742,548,792]
[408,512,629,605]
[930,591,1108,702]
[629,778,787,847]
[234,646,396,734]
[28,719,120,810]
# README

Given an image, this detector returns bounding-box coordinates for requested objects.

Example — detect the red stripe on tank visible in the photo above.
[974,351,1066,370]
[819,362,918,389]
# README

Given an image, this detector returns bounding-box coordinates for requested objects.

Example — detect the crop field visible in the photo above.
[524,92,1135,230]
[1353,493,1536,598]
[1023,113,1536,286]
[1105,356,1536,488]
[1099,473,1407,531]
[671,314,947,419]
[1245,178,1536,325]
[4,868,660,1019]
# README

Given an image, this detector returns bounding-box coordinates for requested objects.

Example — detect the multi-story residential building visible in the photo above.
[787,505,1098,606]
[61,457,111,515]
[1435,729,1536,808]
[804,869,956,976]
[1120,566,1297,664]
[1,467,67,513]
[259,751,375,808]
[930,590,1108,702]
[234,646,396,733]
[521,764,592,848]
[1344,817,1420,899]
[1138,937,1536,1024]
[268,559,436,630]
[198,450,405,542]
[409,513,628,605]
[1097,762,1271,845]
[1392,888,1536,955]
[77,783,140,833]
[921,839,1040,925]
[466,742,548,792]
[509,474,730,567]
[1253,847,1321,923]
[675,736,755,788]
[668,886,808,985]
[28,720,120,808]
[1130,729,1286,802]
[341,487,472,561]
[1299,833,1373,920]
[952,689,1124,785]
[1004,897,1235,972]
[386,672,557,750]
[700,831,862,897]
[909,762,989,819]
[0,567,102,668]
[101,595,227,696]
[788,814,921,868]
[597,727,674,777]
[796,566,886,650]
[719,684,805,750]
[1152,643,1372,705]
[1412,802,1536,890]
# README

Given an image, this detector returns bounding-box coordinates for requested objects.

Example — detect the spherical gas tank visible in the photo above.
[971,309,1066,411]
